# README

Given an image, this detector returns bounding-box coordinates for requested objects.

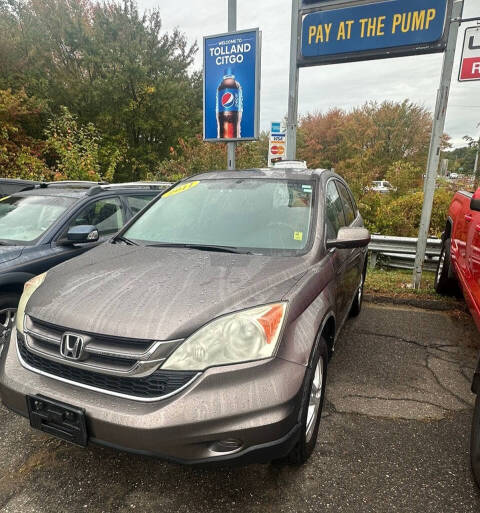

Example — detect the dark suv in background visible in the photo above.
[0,181,169,342]
[0,178,40,197]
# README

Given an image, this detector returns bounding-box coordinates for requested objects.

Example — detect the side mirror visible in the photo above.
[66,225,99,244]
[327,227,371,250]
[471,188,480,212]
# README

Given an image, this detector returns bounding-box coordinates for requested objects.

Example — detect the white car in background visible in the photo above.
[369,181,396,194]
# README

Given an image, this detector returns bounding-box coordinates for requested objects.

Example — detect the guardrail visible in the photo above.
[369,235,442,272]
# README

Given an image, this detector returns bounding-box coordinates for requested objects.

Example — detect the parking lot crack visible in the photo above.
[351,329,437,349]
[424,356,472,408]
[342,394,455,412]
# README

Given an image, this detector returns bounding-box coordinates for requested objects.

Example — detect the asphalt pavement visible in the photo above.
[0,303,479,512]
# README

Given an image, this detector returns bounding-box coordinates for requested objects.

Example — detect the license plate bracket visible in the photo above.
[27,395,87,447]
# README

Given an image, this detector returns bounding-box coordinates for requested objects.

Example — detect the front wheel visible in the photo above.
[0,293,20,345]
[284,336,328,465]
[471,394,480,488]
[434,238,459,295]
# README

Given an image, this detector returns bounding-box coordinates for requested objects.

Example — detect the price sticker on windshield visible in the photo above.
[163,181,199,199]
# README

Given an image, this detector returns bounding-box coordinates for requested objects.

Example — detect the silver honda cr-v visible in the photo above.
[0,167,370,465]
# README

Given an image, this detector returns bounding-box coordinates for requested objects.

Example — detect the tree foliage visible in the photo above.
[364,188,454,238]
[0,0,202,180]
[0,88,51,179]
[297,100,433,192]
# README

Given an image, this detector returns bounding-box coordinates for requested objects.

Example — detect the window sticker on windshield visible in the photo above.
[162,181,199,199]
[0,196,10,202]
[302,185,312,192]
[294,232,303,241]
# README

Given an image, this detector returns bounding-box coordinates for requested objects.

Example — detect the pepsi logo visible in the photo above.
[221,92,235,108]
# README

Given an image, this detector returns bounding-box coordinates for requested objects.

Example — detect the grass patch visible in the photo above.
[364,267,462,306]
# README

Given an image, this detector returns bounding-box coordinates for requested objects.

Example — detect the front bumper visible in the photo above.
[0,328,306,464]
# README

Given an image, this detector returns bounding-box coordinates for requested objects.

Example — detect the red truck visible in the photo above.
[435,188,480,487]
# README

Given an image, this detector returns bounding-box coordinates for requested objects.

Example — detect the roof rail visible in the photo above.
[87,182,171,196]
[39,181,108,189]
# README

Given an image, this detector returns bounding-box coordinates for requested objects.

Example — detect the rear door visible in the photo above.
[325,180,349,323]
[336,181,363,306]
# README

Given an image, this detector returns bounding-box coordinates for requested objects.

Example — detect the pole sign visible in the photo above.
[459,26,480,82]
[298,0,453,67]
[268,122,287,166]
[203,29,261,142]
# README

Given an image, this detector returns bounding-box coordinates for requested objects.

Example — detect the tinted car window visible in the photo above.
[0,195,75,244]
[325,181,345,240]
[336,182,356,226]
[69,197,124,236]
[126,195,156,215]
[124,179,315,254]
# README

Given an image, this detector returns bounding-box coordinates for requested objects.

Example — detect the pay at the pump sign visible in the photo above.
[302,0,449,60]
[203,29,260,142]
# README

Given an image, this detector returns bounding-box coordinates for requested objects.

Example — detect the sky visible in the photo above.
[139,0,479,148]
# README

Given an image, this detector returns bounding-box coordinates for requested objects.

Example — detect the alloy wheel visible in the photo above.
[305,356,323,443]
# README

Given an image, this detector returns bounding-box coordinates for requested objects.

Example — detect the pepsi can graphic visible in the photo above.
[216,70,243,139]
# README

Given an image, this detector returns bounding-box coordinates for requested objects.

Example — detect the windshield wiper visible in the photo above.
[113,236,138,246]
[146,243,253,254]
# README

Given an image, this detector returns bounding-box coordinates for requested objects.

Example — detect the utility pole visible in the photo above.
[227,0,237,170]
[412,0,464,289]
[286,0,301,161]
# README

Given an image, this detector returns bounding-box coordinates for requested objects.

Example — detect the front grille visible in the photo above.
[18,336,197,400]
[23,316,181,378]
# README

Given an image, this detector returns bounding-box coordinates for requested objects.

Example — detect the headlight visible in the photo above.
[162,303,287,371]
[16,272,48,334]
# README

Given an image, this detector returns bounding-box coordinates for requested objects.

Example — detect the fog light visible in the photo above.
[210,439,243,454]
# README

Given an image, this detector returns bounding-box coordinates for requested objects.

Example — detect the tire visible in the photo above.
[471,394,480,488]
[0,293,20,345]
[350,263,367,318]
[434,238,459,295]
[283,336,329,465]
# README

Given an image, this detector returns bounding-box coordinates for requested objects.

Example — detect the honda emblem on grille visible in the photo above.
[60,333,85,360]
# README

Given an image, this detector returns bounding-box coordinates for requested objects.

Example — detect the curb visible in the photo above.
[364,293,467,312]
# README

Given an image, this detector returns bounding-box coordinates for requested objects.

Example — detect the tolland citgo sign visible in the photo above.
[299,0,451,66]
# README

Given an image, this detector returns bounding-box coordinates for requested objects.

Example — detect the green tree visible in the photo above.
[385,161,423,196]
[0,0,202,181]
[0,88,51,180]
[44,106,120,181]
[297,100,434,186]
[369,188,454,238]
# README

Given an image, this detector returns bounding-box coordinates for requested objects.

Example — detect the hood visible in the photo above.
[27,243,310,340]
[0,246,23,266]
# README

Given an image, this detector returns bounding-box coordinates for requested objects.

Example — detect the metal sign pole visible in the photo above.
[412,0,464,289]
[286,0,301,161]
[227,0,237,170]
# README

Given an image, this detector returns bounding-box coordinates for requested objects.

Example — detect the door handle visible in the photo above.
[465,214,473,222]
[476,224,480,233]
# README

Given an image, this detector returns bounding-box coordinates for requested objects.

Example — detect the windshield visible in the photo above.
[0,195,75,244]
[124,178,315,254]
